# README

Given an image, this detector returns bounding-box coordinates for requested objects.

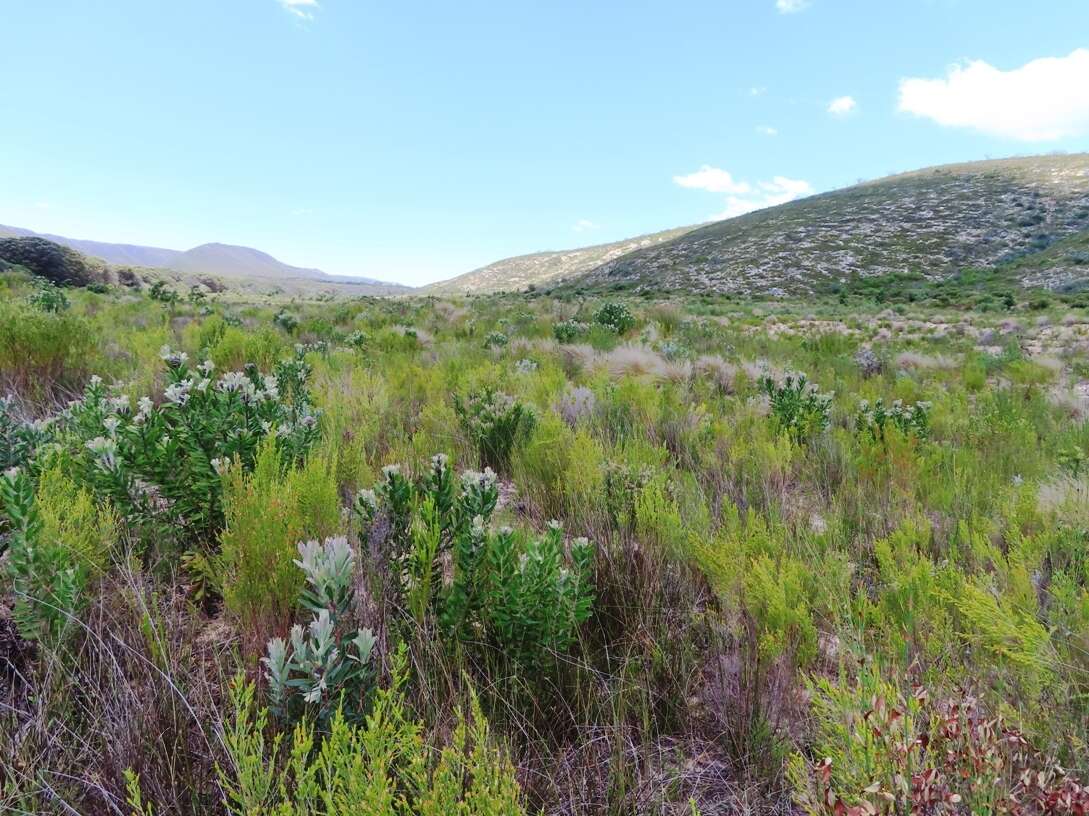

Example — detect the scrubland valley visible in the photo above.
[6,154,1089,815]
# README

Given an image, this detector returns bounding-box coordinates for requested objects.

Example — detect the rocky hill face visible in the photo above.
[422,225,698,295]
[571,154,1089,295]
[423,154,1089,296]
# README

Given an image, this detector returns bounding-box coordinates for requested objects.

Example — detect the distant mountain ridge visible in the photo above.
[0,224,408,290]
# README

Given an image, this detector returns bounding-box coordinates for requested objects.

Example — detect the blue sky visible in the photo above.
[2,1,1088,285]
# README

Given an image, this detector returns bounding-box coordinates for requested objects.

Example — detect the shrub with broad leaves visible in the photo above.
[856,398,931,442]
[60,347,319,545]
[761,372,832,444]
[454,387,536,472]
[553,320,589,343]
[263,537,376,727]
[355,454,596,671]
[593,302,636,334]
[483,330,509,349]
[26,277,70,313]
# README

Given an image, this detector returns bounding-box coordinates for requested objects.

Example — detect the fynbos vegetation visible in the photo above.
[6,253,1089,814]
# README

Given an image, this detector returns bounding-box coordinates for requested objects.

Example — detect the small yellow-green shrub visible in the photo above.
[220,439,340,645]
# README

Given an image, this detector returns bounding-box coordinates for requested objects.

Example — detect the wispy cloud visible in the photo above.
[827,95,857,116]
[674,166,813,220]
[756,125,778,136]
[673,166,751,195]
[749,86,767,97]
[898,48,1089,141]
[573,219,600,233]
[776,0,811,13]
[277,0,320,20]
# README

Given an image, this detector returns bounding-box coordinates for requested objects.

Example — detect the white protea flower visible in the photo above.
[431,453,449,470]
[382,463,402,478]
[218,371,249,392]
[356,488,378,514]
[470,514,487,537]
[164,379,193,406]
[196,377,211,392]
[211,457,231,476]
[198,359,215,375]
[103,416,121,436]
[85,436,118,468]
[89,374,103,387]
[159,346,189,367]
[109,395,131,414]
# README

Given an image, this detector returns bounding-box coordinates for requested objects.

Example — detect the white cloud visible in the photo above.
[898,49,1089,141]
[713,177,814,220]
[573,219,600,233]
[827,96,857,116]
[749,86,767,97]
[674,166,813,220]
[277,0,319,20]
[776,0,810,13]
[672,165,751,194]
[756,125,778,137]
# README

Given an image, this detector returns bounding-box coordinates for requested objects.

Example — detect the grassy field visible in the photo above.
[5,264,1089,814]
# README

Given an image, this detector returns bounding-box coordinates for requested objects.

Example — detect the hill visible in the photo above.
[571,154,1089,295]
[421,225,698,295]
[0,224,411,294]
[424,154,1089,296]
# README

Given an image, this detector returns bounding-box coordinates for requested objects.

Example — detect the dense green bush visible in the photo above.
[0,465,115,641]
[26,277,70,312]
[220,653,527,815]
[68,347,321,544]
[220,438,339,644]
[593,301,636,334]
[855,397,931,442]
[454,387,536,471]
[761,372,832,444]
[0,300,95,395]
[552,319,589,343]
[355,454,596,670]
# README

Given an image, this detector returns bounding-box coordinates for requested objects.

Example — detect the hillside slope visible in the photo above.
[422,225,698,294]
[568,154,1089,295]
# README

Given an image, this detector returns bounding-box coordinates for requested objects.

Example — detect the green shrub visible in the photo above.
[356,455,596,670]
[552,319,589,343]
[454,387,536,472]
[761,372,832,444]
[855,398,931,442]
[0,395,55,471]
[593,301,636,334]
[263,536,376,727]
[220,652,527,815]
[220,438,340,644]
[483,331,508,349]
[789,669,1089,815]
[68,347,321,545]
[0,465,115,641]
[0,300,95,395]
[26,277,70,312]
[274,310,299,333]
